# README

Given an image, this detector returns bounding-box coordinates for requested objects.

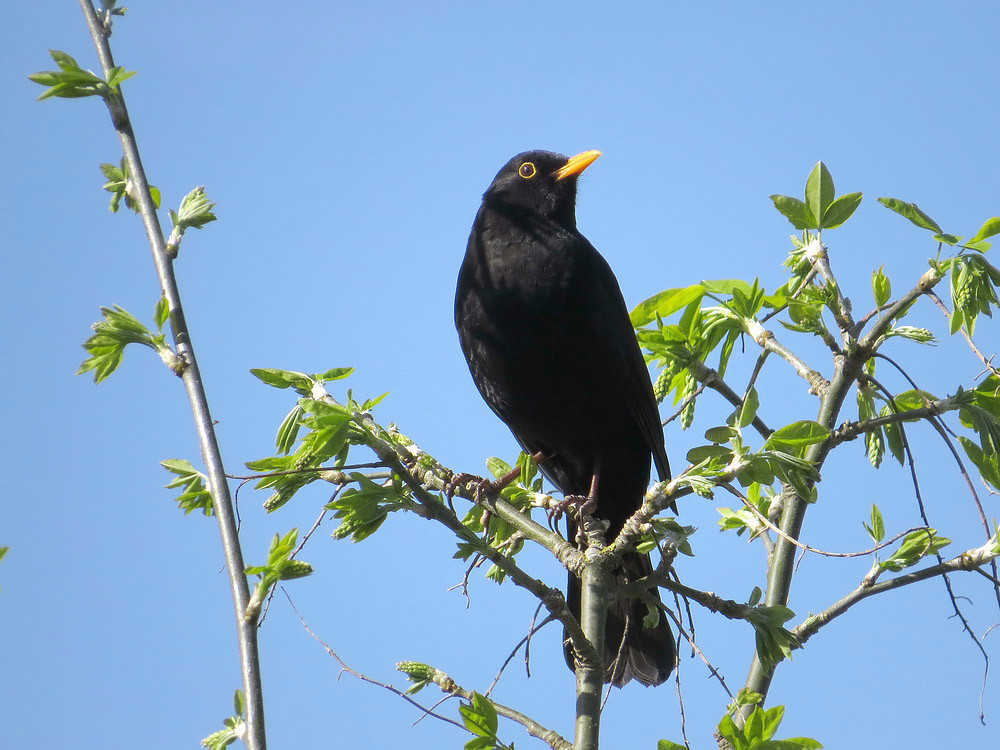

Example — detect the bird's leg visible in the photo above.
[445,451,549,498]
[549,469,599,545]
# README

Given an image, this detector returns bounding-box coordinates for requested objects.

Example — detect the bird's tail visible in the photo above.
[564,551,676,687]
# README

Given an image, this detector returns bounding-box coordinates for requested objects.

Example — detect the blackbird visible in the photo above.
[454,149,675,687]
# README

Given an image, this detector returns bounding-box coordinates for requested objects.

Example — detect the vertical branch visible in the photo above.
[77,3,266,748]
[573,553,608,750]
[739,352,861,717]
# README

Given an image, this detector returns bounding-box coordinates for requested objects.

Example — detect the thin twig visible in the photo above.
[485,609,554,696]
[868,371,994,721]
[926,290,1000,378]
[761,267,819,323]
[260,492,336,625]
[282,589,466,730]
[719,482,931,559]
[662,380,708,427]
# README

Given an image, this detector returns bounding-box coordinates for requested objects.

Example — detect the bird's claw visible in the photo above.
[445,472,494,501]
[547,494,597,542]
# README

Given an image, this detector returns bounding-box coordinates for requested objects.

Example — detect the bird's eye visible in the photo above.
[518,162,537,179]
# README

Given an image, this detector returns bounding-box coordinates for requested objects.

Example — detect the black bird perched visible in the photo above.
[454,149,675,687]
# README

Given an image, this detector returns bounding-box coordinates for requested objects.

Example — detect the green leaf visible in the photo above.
[864,503,885,542]
[887,389,937,417]
[630,285,704,326]
[657,741,688,750]
[317,367,355,382]
[459,693,498,737]
[877,197,943,234]
[463,738,495,750]
[764,421,829,454]
[701,278,754,295]
[472,693,498,734]
[958,437,1000,491]
[105,66,136,89]
[77,305,165,383]
[153,296,170,330]
[716,714,742,746]
[705,425,738,443]
[770,194,817,230]
[821,192,862,229]
[687,444,733,464]
[805,162,835,229]
[872,266,891,307]
[736,387,759,428]
[250,368,312,391]
[969,216,1000,245]
[275,404,304,454]
[883,417,905,465]
[879,529,951,572]
[486,456,513,479]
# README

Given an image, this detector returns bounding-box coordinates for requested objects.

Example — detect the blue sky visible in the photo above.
[3,2,999,748]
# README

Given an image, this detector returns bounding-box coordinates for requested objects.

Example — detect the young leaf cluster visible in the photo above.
[100,159,162,214]
[28,49,134,100]
[660,704,822,750]
[162,458,213,516]
[167,186,218,255]
[328,472,412,543]
[246,367,359,511]
[77,300,179,382]
[244,529,313,619]
[876,529,951,573]
[200,690,246,750]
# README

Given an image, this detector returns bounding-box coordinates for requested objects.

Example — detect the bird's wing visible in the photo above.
[576,239,671,482]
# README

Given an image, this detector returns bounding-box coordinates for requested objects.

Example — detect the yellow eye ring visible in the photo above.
[518,162,537,179]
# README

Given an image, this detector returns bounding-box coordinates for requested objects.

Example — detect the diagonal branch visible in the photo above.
[745,320,830,396]
[687,358,773,438]
[337,396,596,664]
[793,540,1000,644]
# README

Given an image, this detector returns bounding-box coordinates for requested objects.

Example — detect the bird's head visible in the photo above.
[482,149,601,226]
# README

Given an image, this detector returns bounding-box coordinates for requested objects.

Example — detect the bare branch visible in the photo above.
[745,320,830,396]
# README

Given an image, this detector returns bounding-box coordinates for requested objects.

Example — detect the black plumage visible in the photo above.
[454,149,675,687]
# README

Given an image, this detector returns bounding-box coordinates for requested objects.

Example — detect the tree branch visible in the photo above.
[827,397,959,447]
[859,267,944,348]
[76,3,266,747]
[745,320,830,396]
[793,540,1000,644]
[334,394,596,665]
[687,358,774,438]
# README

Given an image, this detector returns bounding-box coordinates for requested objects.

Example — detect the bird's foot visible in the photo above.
[445,472,493,501]
[548,494,597,542]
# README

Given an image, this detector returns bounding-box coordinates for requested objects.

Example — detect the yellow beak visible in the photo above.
[554,149,602,180]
